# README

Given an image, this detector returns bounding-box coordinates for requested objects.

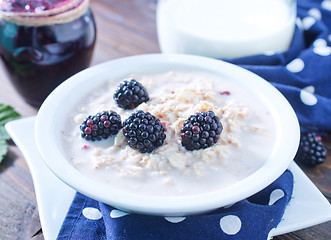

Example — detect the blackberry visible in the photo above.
[294,132,327,166]
[113,78,149,109]
[80,110,122,141]
[181,111,223,151]
[122,110,166,153]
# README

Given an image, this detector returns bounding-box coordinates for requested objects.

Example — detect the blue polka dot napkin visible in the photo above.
[228,0,331,133]
[57,171,293,240]
[57,0,331,239]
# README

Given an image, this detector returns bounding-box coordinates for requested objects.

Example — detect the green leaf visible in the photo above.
[0,104,20,163]
[0,139,8,162]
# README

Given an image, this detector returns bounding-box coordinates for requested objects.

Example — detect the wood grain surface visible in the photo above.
[0,0,330,239]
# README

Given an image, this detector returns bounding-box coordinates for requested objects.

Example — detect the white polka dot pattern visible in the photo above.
[264,51,276,56]
[308,8,322,20]
[300,86,318,106]
[220,215,242,235]
[313,38,331,56]
[223,203,235,209]
[286,58,305,73]
[302,16,316,30]
[164,217,186,223]
[314,46,331,56]
[82,207,102,220]
[268,189,285,205]
[296,17,303,30]
[321,0,331,11]
[314,39,327,48]
[110,209,130,218]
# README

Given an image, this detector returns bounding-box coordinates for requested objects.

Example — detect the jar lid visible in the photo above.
[0,0,89,26]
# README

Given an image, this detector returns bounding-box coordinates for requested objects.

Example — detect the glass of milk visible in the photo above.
[156,0,296,59]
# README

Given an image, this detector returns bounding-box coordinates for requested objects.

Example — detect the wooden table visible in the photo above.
[0,0,330,239]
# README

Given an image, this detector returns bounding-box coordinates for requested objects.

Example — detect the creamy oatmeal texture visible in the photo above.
[62,71,276,196]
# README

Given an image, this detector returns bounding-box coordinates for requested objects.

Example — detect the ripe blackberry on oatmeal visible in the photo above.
[80,110,122,141]
[181,111,223,151]
[122,110,166,153]
[113,78,149,109]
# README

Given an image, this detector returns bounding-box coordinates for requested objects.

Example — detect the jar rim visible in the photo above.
[0,0,89,26]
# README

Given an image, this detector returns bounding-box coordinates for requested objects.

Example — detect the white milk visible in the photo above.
[157,0,296,59]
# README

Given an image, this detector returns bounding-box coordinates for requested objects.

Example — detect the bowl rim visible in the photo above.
[35,53,300,216]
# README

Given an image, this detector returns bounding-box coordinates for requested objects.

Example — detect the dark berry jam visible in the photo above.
[0,2,96,107]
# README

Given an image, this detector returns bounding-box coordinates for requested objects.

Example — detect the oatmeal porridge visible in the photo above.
[62,71,276,196]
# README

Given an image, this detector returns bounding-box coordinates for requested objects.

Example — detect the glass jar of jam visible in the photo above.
[0,0,96,107]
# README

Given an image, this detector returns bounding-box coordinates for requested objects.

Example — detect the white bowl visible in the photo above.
[35,54,300,216]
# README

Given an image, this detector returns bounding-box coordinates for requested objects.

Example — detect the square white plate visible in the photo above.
[5,117,331,240]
